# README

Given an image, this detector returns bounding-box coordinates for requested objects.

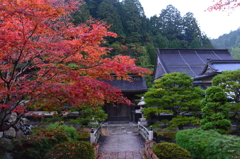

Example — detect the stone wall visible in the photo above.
[92,142,99,158]
[0,112,31,139]
[145,140,158,159]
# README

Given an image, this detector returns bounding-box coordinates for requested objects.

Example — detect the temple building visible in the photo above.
[154,48,240,88]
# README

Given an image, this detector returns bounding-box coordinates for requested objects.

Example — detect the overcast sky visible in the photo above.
[139,0,240,39]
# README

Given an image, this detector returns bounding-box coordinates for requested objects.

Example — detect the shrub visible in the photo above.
[157,131,177,140]
[12,128,69,159]
[13,136,51,159]
[0,138,13,159]
[176,129,240,159]
[154,131,176,143]
[77,131,90,141]
[46,123,78,141]
[34,127,70,143]
[44,141,95,159]
[152,142,191,159]
[68,105,107,127]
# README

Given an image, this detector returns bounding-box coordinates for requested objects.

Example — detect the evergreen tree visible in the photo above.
[96,0,124,36]
[212,69,240,134]
[141,17,153,42]
[108,41,124,57]
[169,39,182,48]
[158,5,183,41]
[145,42,156,66]
[190,38,202,48]
[231,47,240,59]
[182,12,202,45]
[200,86,231,134]
[201,34,215,49]
[125,32,142,44]
[71,2,91,25]
[149,15,161,35]
[136,46,151,67]
[85,0,104,18]
[155,33,169,48]
[123,43,145,59]
[143,72,204,130]
[121,0,145,43]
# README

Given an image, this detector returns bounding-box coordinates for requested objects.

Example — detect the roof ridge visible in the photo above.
[157,48,229,51]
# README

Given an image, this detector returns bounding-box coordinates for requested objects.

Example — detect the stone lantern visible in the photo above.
[137,97,147,126]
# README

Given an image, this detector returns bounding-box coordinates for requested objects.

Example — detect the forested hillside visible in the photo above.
[211,28,240,59]
[71,0,214,85]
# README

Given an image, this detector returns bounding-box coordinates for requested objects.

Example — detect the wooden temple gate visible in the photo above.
[103,75,147,122]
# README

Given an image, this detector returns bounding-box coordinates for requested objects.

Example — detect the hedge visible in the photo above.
[176,129,240,159]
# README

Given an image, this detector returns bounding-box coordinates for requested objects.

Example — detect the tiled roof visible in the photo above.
[103,75,148,93]
[200,59,240,75]
[154,49,234,80]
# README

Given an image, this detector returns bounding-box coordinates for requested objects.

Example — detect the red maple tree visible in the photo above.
[207,0,240,11]
[0,0,151,131]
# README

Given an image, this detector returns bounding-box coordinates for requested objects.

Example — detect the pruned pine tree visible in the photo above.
[200,86,231,134]
[144,73,204,130]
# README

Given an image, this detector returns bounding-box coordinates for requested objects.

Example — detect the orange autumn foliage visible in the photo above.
[0,0,151,131]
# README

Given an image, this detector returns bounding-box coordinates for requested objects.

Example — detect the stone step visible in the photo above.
[101,123,139,135]
[97,151,145,159]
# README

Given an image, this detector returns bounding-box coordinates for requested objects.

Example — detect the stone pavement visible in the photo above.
[97,123,145,159]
